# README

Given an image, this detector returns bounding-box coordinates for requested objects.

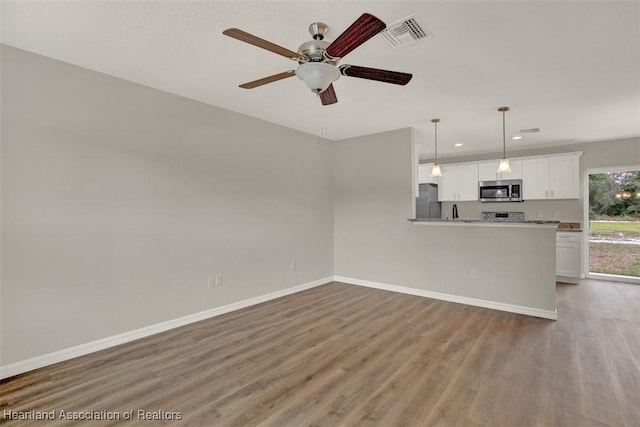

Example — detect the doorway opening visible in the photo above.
[585,167,640,283]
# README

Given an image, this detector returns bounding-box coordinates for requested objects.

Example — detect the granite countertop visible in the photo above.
[408,218,560,225]
[409,218,582,230]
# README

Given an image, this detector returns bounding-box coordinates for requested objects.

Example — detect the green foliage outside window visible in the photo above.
[589,171,640,219]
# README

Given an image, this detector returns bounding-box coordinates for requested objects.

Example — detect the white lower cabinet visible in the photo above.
[556,232,581,284]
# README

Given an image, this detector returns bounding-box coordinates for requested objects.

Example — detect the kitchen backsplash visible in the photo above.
[440,199,582,221]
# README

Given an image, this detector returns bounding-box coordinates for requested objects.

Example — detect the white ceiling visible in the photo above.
[2,1,639,160]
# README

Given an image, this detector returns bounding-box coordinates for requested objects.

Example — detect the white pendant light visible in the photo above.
[497,106,512,173]
[431,118,442,177]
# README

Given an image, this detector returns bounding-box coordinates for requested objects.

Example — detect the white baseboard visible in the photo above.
[1,275,557,379]
[334,276,558,321]
[586,272,640,285]
[0,276,333,380]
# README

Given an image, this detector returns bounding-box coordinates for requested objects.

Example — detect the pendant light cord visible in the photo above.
[431,118,440,163]
[434,120,438,162]
[498,106,509,158]
[502,108,506,158]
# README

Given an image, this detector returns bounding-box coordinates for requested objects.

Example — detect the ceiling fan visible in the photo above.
[222,13,412,106]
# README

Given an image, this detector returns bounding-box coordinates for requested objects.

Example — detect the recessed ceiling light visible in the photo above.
[511,136,523,140]
[454,143,463,147]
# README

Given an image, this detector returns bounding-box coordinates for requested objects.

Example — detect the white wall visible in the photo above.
[4,44,630,370]
[1,46,334,365]
[333,129,556,313]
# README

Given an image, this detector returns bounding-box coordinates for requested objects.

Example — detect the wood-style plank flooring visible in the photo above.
[2,280,639,426]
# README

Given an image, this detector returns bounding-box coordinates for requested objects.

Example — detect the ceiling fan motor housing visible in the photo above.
[309,22,329,40]
[297,39,332,63]
[295,22,340,93]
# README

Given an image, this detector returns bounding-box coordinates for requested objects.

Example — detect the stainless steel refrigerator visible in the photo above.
[416,183,441,218]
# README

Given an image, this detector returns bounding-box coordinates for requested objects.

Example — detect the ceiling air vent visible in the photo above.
[382,14,432,49]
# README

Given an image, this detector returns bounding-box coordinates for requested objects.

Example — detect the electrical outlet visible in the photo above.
[537,210,544,218]
[470,269,477,280]
[214,274,223,287]
[207,276,214,288]
[290,261,296,271]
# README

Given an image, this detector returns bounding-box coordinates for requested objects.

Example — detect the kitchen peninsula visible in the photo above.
[405,217,559,320]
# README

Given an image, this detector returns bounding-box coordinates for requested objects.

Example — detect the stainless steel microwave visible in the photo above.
[479,179,523,202]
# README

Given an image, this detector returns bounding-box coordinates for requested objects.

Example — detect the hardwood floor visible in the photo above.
[2,280,639,426]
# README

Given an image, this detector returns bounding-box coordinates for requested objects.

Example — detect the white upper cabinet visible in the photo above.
[522,157,550,199]
[478,161,499,181]
[428,152,580,202]
[418,163,438,184]
[478,159,522,181]
[457,164,480,200]
[522,153,580,200]
[549,155,580,199]
[438,163,478,201]
[438,166,456,201]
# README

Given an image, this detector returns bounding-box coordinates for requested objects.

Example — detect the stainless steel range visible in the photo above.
[481,211,525,222]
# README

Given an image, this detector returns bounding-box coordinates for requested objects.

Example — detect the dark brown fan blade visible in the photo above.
[319,84,338,105]
[325,13,386,59]
[339,65,412,85]
[223,28,304,60]
[239,70,296,89]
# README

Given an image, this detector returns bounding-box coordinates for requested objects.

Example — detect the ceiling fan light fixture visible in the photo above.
[295,62,340,93]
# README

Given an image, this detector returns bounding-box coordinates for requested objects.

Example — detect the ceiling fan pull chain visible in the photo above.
[315,93,321,144]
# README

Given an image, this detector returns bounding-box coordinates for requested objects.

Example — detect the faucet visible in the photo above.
[452,204,459,219]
